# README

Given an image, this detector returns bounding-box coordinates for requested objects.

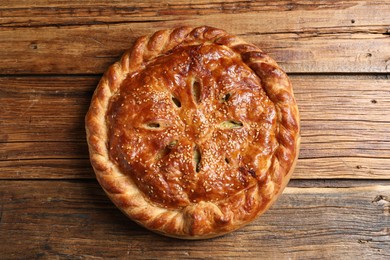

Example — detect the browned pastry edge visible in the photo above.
[85,26,300,239]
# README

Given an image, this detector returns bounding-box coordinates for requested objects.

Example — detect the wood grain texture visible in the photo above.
[1,75,389,179]
[1,1,389,29]
[0,159,94,179]
[0,1,389,74]
[2,75,389,141]
[1,1,390,258]
[1,157,389,180]
[0,180,389,259]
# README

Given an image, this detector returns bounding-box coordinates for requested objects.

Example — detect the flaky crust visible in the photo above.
[85,26,300,239]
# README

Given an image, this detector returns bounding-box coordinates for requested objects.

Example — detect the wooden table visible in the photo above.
[1,1,390,259]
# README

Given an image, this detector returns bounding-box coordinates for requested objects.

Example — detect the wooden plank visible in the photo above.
[1,137,386,160]
[0,159,94,179]
[0,76,96,142]
[1,75,389,141]
[0,141,89,161]
[294,157,390,179]
[288,179,390,188]
[1,156,389,180]
[1,0,389,28]
[0,1,389,74]
[2,0,388,13]
[295,76,390,122]
[1,75,389,179]
[0,180,389,259]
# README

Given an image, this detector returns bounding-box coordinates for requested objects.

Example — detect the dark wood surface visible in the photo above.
[1,1,389,259]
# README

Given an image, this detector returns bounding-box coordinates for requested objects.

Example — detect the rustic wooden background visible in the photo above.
[1,1,390,259]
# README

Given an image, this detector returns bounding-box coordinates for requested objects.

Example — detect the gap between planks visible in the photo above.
[0,73,389,77]
[1,178,390,188]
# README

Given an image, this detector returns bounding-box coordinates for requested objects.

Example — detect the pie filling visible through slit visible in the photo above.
[107,43,277,209]
[86,26,300,239]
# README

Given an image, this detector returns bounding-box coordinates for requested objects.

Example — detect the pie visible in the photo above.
[85,26,300,239]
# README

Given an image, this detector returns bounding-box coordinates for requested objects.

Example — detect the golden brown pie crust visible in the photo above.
[86,26,300,239]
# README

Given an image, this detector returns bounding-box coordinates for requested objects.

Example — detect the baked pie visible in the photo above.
[86,26,300,239]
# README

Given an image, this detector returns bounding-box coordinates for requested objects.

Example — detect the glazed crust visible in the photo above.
[85,26,300,239]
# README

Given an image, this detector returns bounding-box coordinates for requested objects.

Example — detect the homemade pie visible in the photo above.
[86,26,300,239]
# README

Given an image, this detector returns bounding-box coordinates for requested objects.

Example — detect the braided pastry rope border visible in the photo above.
[85,26,300,239]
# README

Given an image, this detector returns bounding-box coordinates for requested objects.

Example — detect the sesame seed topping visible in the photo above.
[107,43,277,206]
